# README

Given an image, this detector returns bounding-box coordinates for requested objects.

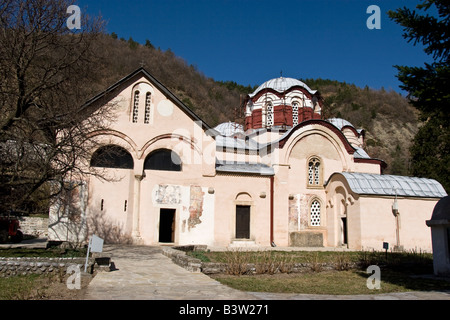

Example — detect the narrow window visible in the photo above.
[124,200,127,212]
[314,161,320,185]
[266,102,273,127]
[144,92,151,124]
[132,90,140,123]
[292,101,299,126]
[310,200,321,226]
[100,199,104,211]
[308,157,321,186]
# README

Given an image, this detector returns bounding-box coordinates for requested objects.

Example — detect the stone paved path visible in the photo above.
[83,245,450,300]
[83,245,255,300]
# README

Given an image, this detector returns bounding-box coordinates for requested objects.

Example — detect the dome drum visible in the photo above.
[244,77,323,131]
[245,105,321,130]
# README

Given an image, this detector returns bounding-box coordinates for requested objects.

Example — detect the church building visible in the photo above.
[48,68,447,251]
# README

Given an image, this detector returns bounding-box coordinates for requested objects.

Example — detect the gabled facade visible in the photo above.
[48,69,447,251]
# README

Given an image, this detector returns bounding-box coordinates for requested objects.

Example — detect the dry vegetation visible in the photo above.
[191,249,450,295]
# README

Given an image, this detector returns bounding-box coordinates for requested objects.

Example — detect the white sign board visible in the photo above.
[90,234,104,253]
[84,234,104,272]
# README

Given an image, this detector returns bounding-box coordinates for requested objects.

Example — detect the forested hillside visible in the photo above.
[303,79,419,175]
[93,34,418,175]
[89,34,255,127]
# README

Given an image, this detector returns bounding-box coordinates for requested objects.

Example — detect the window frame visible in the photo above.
[307,156,323,188]
[144,92,151,124]
[132,90,140,123]
[144,149,182,172]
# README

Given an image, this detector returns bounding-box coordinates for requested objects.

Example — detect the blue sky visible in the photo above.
[78,0,433,93]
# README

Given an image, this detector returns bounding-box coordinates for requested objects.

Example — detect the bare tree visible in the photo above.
[0,0,112,214]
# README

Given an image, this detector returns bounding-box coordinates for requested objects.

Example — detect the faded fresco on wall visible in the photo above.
[288,195,300,232]
[188,185,204,229]
[154,184,182,205]
[288,194,312,231]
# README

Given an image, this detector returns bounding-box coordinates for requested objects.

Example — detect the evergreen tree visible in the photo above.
[128,37,139,50]
[144,39,154,49]
[389,0,450,192]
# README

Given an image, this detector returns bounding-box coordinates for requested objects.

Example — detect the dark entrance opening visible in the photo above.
[341,217,348,246]
[236,205,250,239]
[159,209,175,243]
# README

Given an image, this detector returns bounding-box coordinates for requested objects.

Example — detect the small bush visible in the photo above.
[223,249,252,275]
[333,253,352,271]
[307,252,323,273]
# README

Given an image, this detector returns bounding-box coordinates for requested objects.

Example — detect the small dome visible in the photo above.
[429,196,450,221]
[249,77,317,98]
[327,118,355,130]
[214,122,244,137]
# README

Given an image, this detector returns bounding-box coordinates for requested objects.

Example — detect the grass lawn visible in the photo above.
[0,247,92,300]
[211,270,450,295]
[0,274,42,300]
[0,272,93,300]
[190,249,450,295]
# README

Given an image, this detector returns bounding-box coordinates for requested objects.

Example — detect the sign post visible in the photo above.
[84,235,104,273]
[383,242,389,261]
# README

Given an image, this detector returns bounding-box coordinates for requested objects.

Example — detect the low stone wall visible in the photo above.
[164,247,360,275]
[162,247,202,273]
[200,261,359,274]
[0,257,94,278]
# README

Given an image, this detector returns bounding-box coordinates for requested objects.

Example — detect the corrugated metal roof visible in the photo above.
[333,172,447,198]
[353,147,371,159]
[215,135,259,150]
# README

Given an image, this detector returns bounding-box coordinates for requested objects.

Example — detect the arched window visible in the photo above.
[308,157,321,186]
[132,90,140,123]
[292,101,300,126]
[144,149,182,172]
[310,199,321,226]
[144,92,151,124]
[90,145,134,169]
[265,101,273,128]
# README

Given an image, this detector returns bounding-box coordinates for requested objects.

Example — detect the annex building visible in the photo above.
[48,68,447,251]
